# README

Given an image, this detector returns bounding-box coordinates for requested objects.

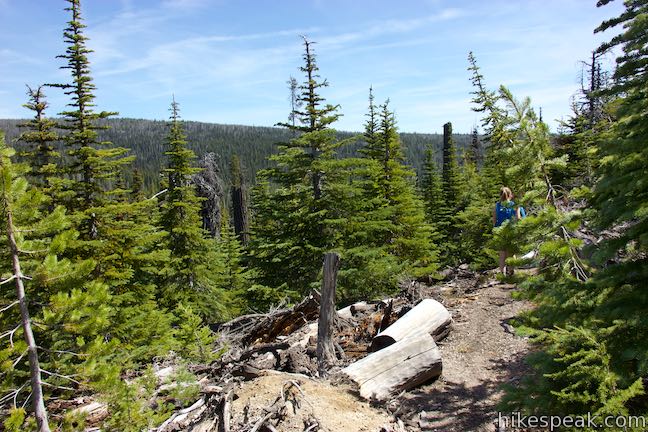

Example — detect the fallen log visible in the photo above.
[370,298,451,352]
[337,301,373,320]
[239,292,321,345]
[342,332,442,401]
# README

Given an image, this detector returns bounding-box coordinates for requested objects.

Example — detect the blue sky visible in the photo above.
[0,0,623,133]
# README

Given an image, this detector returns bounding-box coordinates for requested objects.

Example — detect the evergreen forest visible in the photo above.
[1,0,647,430]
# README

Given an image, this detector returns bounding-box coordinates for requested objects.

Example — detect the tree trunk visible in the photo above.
[5,209,51,432]
[343,332,442,401]
[317,252,340,375]
[370,299,451,352]
[231,185,249,245]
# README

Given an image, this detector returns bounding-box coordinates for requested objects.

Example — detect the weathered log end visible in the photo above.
[370,334,397,352]
[369,298,452,352]
[343,332,442,401]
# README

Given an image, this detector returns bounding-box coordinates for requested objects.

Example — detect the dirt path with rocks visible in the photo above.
[397,274,534,431]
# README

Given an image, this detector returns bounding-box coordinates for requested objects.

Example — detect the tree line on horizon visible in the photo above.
[0,118,475,195]
[1,0,647,430]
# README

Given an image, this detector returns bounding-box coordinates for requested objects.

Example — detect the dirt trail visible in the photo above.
[155,272,534,432]
[398,274,533,431]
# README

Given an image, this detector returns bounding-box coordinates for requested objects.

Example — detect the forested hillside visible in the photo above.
[0,118,473,192]
[1,0,647,431]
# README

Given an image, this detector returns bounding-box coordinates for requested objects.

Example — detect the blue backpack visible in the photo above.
[495,201,517,227]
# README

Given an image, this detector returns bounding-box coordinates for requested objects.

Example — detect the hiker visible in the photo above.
[493,186,522,275]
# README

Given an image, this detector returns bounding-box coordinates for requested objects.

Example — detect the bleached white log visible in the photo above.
[343,332,442,401]
[337,301,372,320]
[370,298,451,351]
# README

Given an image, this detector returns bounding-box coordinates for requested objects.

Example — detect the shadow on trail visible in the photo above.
[399,350,531,431]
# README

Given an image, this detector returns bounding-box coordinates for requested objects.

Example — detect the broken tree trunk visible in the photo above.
[370,298,451,352]
[317,252,341,375]
[3,200,51,431]
[236,292,321,345]
[230,155,250,246]
[343,332,442,401]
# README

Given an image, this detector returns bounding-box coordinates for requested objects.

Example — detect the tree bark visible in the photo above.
[317,252,341,376]
[343,332,442,401]
[5,208,51,432]
[231,184,249,245]
[370,299,451,352]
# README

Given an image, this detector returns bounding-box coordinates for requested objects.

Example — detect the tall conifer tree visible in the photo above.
[16,86,59,193]
[251,37,345,296]
[50,0,133,238]
[159,100,225,319]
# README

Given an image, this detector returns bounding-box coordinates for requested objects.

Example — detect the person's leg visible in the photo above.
[499,250,506,274]
[505,250,514,276]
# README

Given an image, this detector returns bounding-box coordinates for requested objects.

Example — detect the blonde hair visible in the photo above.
[500,186,513,201]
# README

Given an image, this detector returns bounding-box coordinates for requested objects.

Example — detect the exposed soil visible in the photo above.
[229,371,392,432]
[396,272,534,431]
[155,269,534,432]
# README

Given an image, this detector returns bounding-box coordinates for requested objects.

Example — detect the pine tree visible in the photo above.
[441,122,462,210]
[50,0,133,239]
[466,126,482,167]
[359,87,380,159]
[250,36,345,296]
[130,168,145,202]
[420,145,444,229]
[500,2,648,418]
[0,132,118,430]
[0,133,51,431]
[369,100,436,269]
[217,220,251,316]
[16,86,59,192]
[159,100,225,320]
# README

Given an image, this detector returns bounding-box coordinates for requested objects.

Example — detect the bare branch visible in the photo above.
[21,392,32,409]
[41,381,75,392]
[0,300,19,312]
[149,188,168,200]
[37,346,87,357]
[12,349,28,368]
[0,276,16,286]
[18,248,48,255]
[40,369,82,385]
[1,324,21,348]
[0,383,27,407]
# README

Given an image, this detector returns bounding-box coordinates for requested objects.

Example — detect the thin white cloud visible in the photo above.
[161,0,211,10]
[318,9,463,49]
[0,49,42,66]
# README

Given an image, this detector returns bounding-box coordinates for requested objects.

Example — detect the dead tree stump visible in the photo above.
[317,252,341,375]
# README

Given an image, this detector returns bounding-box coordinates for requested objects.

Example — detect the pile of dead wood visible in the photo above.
[154,253,453,431]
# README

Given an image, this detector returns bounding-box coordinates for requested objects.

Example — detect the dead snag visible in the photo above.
[317,252,341,376]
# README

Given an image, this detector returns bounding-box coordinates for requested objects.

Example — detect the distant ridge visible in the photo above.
[0,118,473,192]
